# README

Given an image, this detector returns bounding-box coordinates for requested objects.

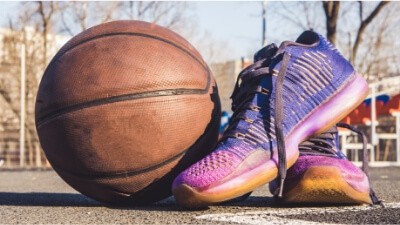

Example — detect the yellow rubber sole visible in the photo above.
[283,166,372,204]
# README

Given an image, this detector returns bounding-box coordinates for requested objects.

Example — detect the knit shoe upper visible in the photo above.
[172,31,369,207]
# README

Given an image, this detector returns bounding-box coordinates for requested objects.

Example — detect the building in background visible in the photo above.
[0,27,68,167]
[211,58,251,113]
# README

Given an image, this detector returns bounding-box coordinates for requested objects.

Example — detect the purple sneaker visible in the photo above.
[269,123,382,205]
[172,31,369,208]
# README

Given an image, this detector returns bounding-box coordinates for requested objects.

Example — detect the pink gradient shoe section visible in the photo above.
[172,151,243,190]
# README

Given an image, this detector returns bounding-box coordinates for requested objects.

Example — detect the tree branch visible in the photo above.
[277,2,309,30]
[352,1,389,64]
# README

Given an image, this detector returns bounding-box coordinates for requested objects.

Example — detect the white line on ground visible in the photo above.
[195,203,400,225]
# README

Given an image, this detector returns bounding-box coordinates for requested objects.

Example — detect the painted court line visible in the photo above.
[195,203,400,225]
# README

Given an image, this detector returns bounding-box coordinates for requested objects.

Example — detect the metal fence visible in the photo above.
[340,76,400,167]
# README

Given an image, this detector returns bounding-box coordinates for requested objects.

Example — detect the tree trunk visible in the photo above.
[322,1,340,46]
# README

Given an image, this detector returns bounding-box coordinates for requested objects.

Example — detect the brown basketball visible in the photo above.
[35,20,220,205]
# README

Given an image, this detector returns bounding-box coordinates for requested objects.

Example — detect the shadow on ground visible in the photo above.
[0,192,186,211]
[0,192,277,210]
[0,191,387,212]
[0,192,100,207]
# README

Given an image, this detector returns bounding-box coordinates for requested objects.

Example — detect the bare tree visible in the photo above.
[351,1,389,64]
[57,1,192,37]
[59,1,89,35]
[354,3,400,80]
[322,1,340,45]
[118,1,193,34]
[36,1,56,69]
[59,1,120,36]
[275,2,323,31]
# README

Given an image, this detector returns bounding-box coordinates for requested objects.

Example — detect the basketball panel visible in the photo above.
[51,20,206,70]
[36,35,210,120]
[38,94,217,175]
[53,104,220,205]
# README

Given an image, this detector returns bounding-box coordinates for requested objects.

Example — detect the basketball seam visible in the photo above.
[36,85,210,128]
[50,32,208,72]
[52,147,187,180]
[49,104,220,181]
[37,32,211,127]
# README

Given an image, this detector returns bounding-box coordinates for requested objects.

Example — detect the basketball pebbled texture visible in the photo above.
[35,20,221,205]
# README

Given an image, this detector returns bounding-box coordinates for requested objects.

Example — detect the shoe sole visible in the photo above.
[282,166,372,204]
[173,73,368,208]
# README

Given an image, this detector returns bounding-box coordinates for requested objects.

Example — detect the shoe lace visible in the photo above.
[299,122,383,206]
[222,56,274,140]
[222,44,291,198]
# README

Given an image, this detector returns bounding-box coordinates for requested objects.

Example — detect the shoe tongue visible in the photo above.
[329,131,346,158]
[322,126,340,152]
[328,132,339,152]
[310,126,340,151]
[276,30,321,54]
[295,30,320,45]
[253,43,278,62]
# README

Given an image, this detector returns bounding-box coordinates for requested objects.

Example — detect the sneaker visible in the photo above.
[172,31,369,208]
[269,123,382,205]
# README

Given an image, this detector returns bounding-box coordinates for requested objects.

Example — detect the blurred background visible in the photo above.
[0,1,399,168]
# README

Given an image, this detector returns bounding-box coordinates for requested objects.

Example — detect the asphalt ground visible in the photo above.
[0,167,399,224]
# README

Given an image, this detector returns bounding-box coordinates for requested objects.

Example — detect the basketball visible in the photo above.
[35,20,221,205]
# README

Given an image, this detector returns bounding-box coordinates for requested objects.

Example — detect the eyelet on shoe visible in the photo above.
[245,118,254,123]
[236,133,246,139]
[250,105,261,112]
[261,88,270,95]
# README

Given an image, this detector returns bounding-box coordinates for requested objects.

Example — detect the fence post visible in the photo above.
[35,143,42,167]
[19,44,26,167]
[370,83,378,147]
[394,112,400,165]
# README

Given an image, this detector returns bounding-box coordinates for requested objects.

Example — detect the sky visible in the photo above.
[0,1,306,63]
[191,1,307,62]
[193,2,263,59]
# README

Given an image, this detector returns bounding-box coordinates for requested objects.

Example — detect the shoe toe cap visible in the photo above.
[172,151,242,190]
